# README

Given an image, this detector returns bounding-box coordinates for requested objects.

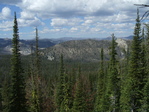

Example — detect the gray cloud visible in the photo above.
[1,0,21,5]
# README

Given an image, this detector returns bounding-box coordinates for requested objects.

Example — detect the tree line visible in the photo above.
[0,9,149,112]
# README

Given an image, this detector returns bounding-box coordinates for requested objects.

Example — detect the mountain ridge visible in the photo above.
[0,36,132,58]
[41,38,131,62]
[0,38,55,55]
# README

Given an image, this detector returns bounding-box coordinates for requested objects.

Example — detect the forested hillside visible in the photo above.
[0,9,149,112]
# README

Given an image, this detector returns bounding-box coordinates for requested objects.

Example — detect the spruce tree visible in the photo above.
[106,34,120,111]
[129,9,144,111]
[122,9,144,111]
[141,23,149,111]
[28,28,42,112]
[120,10,142,112]
[9,12,27,112]
[142,75,149,111]
[94,48,106,111]
[55,54,65,112]
[140,28,146,88]
[60,73,72,112]
[2,76,11,112]
[72,66,86,112]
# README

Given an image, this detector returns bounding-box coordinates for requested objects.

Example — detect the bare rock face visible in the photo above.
[42,39,131,62]
[116,38,128,51]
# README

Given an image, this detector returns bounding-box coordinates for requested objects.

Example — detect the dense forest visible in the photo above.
[0,9,149,112]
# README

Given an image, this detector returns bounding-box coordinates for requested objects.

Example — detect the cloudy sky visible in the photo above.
[0,0,149,39]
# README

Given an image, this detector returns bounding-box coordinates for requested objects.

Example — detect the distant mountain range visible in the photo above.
[0,36,132,60]
[0,38,55,55]
[49,35,133,43]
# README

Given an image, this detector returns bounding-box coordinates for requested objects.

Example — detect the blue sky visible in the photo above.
[0,0,149,39]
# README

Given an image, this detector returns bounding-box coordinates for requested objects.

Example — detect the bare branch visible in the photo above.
[140,10,149,21]
[134,4,149,7]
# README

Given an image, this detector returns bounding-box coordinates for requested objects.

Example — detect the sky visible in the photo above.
[0,0,149,39]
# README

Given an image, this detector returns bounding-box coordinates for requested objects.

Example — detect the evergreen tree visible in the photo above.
[141,23,149,111]
[140,28,146,88]
[0,83,2,112]
[72,66,86,112]
[29,28,41,112]
[106,34,120,111]
[60,73,72,112]
[129,9,144,111]
[2,76,11,112]
[94,48,106,111]
[55,54,65,112]
[142,75,149,111]
[9,12,27,112]
[121,9,144,111]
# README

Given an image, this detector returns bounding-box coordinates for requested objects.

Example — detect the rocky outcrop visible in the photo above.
[42,39,131,62]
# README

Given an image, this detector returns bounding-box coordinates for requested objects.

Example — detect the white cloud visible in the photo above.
[70,27,78,32]
[1,0,149,39]
[17,0,149,18]
[2,7,11,18]
[20,11,35,20]
[0,20,13,31]
[18,17,44,27]
[28,17,44,27]
[51,18,82,27]
[0,7,12,20]
[51,18,68,27]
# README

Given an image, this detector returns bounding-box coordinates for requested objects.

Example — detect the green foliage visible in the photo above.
[94,48,106,111]
[55,54,65,112]
[120,9,145,111]
[106,34,120,111]
[9,12,27,112]
[27,28,42,112]
[1,9,149,112]
[1,77,11,112]
[72,67,86,112]
[141,23,149,111]
[141,75,149,111]
[60,73,72,112]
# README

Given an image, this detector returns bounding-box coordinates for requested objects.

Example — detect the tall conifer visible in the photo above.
[141,24,149,111]
[9,12,27,112]
[60,73,72,112]
[2,76,11,112]
[29,28,41,112]
[72,66,86,112]
[106,34,120,111]
[94,48,106,111]
[55,54,65,112]
[124,9,143,111]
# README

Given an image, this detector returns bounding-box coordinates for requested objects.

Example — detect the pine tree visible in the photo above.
[142,75,149,111]
[0,99,1,112]
[129,9,144,111]
[9,12,27,112]
[122,9,144,111]
[2,76,11,112]
[120,52,131,111]
[141,23,149,111]
[94,48,106,111]
[106,34,120,111]
[55,54,65,112]
[29,28,42,112]
[140,28,146,88]
[60,73,72,112]
[72,66,86,112]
